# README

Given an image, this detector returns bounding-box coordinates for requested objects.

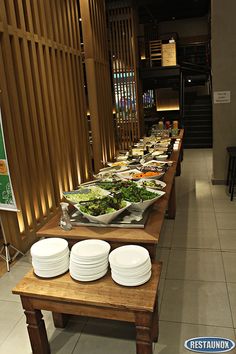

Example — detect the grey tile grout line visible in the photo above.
[211,177,236,329]
[159,319,236,331]
[71,319,89,354]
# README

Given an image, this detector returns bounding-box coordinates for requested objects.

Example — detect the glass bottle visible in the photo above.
[60,202,72,231]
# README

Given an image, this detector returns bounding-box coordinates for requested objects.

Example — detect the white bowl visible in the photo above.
[128,188,165,211]
[117,169,165,180]
[75,201,131,224]
[136,179,166,190]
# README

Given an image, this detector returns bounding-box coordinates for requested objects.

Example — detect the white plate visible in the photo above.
[34,265,69,278]
[109,245,150,269]
[136,179,166,190]
[75,201,131,224]
[111,262,151,277]
[70,263,108,276]
[111,271,151,287]
[32,258,69,270]
[71,240,111,258]
[31,238,68,259]
[70,268,108,282]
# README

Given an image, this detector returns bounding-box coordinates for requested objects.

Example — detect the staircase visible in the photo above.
[183,95,212,148]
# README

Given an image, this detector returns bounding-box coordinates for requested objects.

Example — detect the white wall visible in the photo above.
[211,0,236,182]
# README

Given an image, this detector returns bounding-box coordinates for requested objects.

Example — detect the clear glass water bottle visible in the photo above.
[60,202,72,231]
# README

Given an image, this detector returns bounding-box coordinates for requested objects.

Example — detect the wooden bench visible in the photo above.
[12,262,162,354]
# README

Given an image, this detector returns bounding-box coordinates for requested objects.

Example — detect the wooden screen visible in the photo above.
[0,0,92,251]
[108,1,142,150]
[80,0,116,173]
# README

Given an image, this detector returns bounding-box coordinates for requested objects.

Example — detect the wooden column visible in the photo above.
[80,0,116,173]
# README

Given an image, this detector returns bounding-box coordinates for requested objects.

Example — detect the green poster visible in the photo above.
[0,109,17,211]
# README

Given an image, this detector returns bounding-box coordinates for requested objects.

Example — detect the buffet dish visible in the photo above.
[63,135,177,225]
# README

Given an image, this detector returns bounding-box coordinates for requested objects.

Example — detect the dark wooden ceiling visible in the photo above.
[137,0,210,23]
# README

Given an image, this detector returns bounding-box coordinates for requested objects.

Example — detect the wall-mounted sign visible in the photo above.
[162,43,177,67]
[0,108,17,211]
[214,91,231,104]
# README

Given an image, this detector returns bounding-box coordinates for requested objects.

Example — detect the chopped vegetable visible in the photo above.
[79,195,127,216]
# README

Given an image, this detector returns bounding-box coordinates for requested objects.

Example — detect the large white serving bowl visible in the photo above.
[128,188,165,212]
[109,245,150,269]
[71,239,111,258]
[75,201,131,224]
[31,238,68,259]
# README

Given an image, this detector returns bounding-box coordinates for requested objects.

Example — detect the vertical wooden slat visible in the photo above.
[0,0,92,252]
[108,1,141,149]
[80,0,115,172]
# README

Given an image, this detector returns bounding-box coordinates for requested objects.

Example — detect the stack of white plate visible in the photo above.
[109,245,152,286]
[70,239,110,281]
[31,238,69,278]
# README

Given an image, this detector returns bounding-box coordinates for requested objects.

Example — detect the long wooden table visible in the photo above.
[37,131,183,259]
[12,262,162,354]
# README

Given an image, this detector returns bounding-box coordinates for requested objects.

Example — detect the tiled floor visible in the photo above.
[0,149,236,354]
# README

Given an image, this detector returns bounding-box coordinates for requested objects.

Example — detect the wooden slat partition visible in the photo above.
[80,0,116,173]
[107,0,142,150]
[0,0,92,252]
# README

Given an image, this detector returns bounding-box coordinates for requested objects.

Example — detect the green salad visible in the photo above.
[98,181,159,203]
[63,186,108,203]
[79,195,127,216]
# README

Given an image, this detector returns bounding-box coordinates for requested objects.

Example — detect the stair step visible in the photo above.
[184,126,212,133]
[184,131,212,138]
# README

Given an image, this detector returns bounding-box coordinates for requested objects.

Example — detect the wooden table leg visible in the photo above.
[135,312,153,354]
[21,297,50,354]
[168,179,176,219]
[52,312,70,328]
[151,299,159,343]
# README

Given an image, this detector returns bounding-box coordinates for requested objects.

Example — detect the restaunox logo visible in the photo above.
[184,337,236,353]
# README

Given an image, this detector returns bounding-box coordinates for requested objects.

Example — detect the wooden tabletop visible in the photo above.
[12,262,162,313]
[36,130,183,246]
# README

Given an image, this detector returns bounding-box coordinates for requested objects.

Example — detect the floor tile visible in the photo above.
[154,321,236,354]
[227,283,236,328]
[171,229,220,250]
[216,213,236,229]
[166,249,225,281]
[0,265,31,302]
[222,252,236,282]
[0,300,23,346]
[160,279,232,327]
[174,211,217,231]
[211,185,230,200]
[73,318,136,354]
[213,199,236,212]
[0,312,85,354]
[219,230,236,250]
[158,220,174,247]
